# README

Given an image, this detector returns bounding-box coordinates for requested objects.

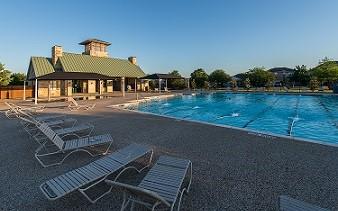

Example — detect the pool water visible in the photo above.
[128,93,338,145]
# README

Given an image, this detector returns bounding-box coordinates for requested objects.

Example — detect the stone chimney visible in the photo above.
[128,56,137,65]
[52,45,63,66]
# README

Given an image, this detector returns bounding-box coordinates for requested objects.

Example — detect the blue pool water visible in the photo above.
[128,93,338,145]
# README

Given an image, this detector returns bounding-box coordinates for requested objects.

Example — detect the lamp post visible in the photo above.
[34,79,38,105]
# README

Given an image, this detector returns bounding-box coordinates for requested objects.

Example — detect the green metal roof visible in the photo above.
[27,52,146,80]
[27,57,55,80]
[59,53,145,78]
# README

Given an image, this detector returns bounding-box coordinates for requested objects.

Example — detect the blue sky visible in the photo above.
[1,0,338,77]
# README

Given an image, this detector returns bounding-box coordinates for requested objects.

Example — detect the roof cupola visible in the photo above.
[79,39,111,58]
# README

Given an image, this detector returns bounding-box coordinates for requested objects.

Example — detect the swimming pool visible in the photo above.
[126,93,338,145]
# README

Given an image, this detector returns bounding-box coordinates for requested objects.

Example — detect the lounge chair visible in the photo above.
[16,109,76,135]
[4,102,45,119]
[278,195,329,211]
[106,155,192,211]
[31,122,94,141]
[21,116,77,136]
[68,97,96,111]
[6,103,66,123]
[18,112,93,139]
[35,123,113,167]
[40,144,153,203]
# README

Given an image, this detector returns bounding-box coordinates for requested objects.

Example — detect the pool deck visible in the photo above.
[1,93,338,210]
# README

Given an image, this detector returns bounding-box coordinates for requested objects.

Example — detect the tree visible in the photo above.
[209,69,231,88]
[9,73,26,85]
[0,63,11,86]
[190,68,209,89]
[168,70,186,90]
[319,56,332,64]
[247,67,275,87]
[311,61,338,89]
[289,65,310,87]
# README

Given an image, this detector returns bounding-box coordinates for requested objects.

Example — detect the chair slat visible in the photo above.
[45,180,64,197]
[40,144,152,201]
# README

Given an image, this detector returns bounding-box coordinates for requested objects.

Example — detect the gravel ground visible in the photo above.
[1,96,338,210]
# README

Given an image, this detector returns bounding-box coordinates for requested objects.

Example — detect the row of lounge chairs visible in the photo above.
[4,102,329,210]
[15,108,113,167]
[5,104,193,210]
[5,97,95,119]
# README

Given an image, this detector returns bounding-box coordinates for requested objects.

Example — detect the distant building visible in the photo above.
[27,39,148,99]
[268,67,294,85]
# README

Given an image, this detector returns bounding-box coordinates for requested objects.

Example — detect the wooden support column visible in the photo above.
[121,77,125,97]
[48,81,51,102]
[134,78,137,93]
[99,80,102,95]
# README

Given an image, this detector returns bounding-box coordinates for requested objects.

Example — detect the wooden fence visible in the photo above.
[0,85,33,99]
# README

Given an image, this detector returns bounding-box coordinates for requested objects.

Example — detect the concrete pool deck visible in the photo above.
[1,93,338,210]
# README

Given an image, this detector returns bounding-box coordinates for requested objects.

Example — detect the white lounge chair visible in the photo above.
[18,111,77,136]
[4,102,45,119]
[40,144,153,203]
[6,103,66,123]
[278,195,329,211]
[106,155,192,211]
[35,123,113,167]
[68,97,96,111]
[30,122,95,142]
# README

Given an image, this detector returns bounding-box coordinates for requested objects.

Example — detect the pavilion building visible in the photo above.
[27,39,148,102]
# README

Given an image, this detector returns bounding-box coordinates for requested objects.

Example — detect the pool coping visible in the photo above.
[107,93,338,148]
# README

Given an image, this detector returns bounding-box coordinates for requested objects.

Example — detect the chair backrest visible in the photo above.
[52,135,65,150]
[69,97,79,106]
[5,102,21,112]
[38,124,64,149]
[38,123,57,141]
[4,102,14,109]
